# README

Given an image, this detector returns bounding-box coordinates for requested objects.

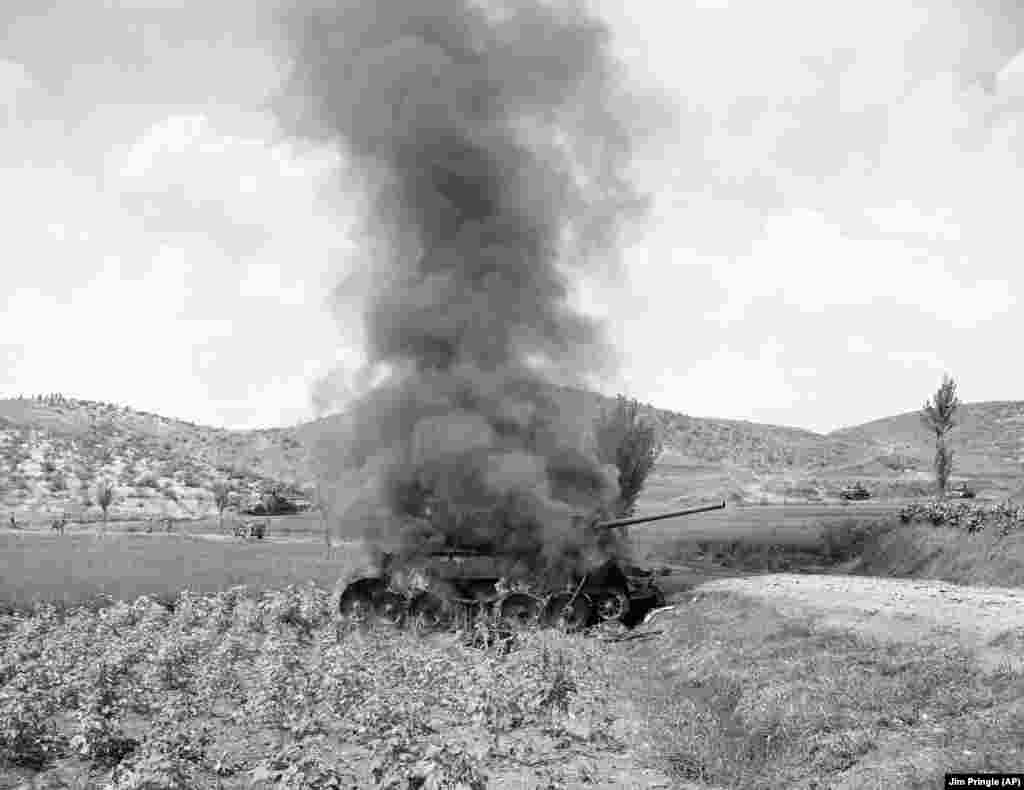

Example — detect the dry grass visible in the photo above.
[852,522,1024,587]
[620,593,1024,789]
[631,507,899,577]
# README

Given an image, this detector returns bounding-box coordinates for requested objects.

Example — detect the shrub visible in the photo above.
[897,500,1023,535]
[0,685,62,768]
[820,519,895,562]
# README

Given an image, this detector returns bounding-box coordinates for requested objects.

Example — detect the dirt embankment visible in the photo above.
[696,573,1024,673]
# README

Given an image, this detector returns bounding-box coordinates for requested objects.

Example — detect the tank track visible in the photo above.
[337,576,664,633]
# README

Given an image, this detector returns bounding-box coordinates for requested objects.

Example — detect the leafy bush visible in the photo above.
[820,518,895,562]
[0,579,656,787]
[0,683,62,768]
[898,500,1024,535]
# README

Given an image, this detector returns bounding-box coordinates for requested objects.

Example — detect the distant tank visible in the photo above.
[338,500,726,631]
[242,489,303,516]
[839,483,871,501]
[947,482,976,499]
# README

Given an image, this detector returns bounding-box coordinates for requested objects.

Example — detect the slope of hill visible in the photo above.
[0,396,310,522]
[3,392,1023,522]
[544,390,1024,503]
[831,401,1024,497]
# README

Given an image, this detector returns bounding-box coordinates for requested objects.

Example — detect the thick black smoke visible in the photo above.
[276,0,650,578]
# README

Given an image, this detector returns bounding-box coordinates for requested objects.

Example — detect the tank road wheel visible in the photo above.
[497,593,542,629]
[338,584,376,625]
[373,591,408,627]
[542,593,592,632]
[452,600,482,631]
[339,579,402,626]
[409,592,451,632]
[594,589,630,622]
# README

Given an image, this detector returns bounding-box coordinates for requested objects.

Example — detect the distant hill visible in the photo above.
[537,390,1024,505]
[829,401,1024,500]
[2,392,1023,521]
[0,396,311,523]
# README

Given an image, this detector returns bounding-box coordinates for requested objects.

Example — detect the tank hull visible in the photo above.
[337,502,722,632]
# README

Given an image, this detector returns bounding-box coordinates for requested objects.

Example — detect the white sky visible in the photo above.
[2,0,1022,433]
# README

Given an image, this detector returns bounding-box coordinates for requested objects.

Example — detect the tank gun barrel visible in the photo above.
[595,500,726,529]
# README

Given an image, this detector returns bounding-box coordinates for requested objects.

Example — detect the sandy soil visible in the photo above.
[695,573,1024,673]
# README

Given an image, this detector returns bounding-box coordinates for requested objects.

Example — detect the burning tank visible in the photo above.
[338,500,726,631]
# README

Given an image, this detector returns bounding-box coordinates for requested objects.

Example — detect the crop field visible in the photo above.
[1,579,1019,789]
[0,586,660,788]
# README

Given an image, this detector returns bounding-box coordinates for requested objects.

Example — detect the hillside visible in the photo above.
[2,392,1024,522]
[829,401,1024,498]
[0,395,310,523]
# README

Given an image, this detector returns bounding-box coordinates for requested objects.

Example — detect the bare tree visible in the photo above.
[921,374,960,498]
[95,479,115,537]
[212,480,231,533]
[304,436,339,559]
[262,487,277,516]
[594,395,664,518]
[313,479,334,558]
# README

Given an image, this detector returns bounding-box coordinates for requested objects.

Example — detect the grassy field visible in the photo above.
[628,502,898,564]
[0,504,898,614]
[0,533,366,613]
[15,513,335,537]
[8,501,1022,615]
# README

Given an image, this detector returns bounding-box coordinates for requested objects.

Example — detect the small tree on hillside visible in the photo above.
[921,374,960,497]
[313,479,333,558]
[212,480,231,533]
[95,479,115,537]
[305,438,336,559]
[594,395,663,518]
[262,487,278,516]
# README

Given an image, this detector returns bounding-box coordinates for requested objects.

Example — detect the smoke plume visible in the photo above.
[276,0,651,579]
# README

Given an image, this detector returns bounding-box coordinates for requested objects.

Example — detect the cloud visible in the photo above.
[995,50,1024,95]
[846,336,872,354]
[3,0,1024,433]
[2,111,354,428]
[646,337,806,424]
[704,209,1015,329]
[0,58,35,123]
[888,350,948,371]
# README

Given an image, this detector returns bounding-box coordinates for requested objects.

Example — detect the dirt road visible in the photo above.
[695,573,1024,673]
